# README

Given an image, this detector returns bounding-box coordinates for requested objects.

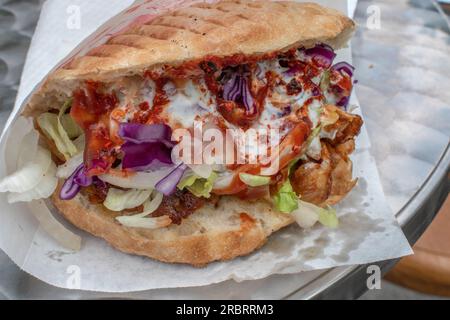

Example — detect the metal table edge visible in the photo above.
[283,142,450,300]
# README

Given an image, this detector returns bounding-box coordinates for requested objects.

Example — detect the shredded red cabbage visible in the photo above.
[118,123,174,148]
[119,123,175,172]
[121,141,173,171]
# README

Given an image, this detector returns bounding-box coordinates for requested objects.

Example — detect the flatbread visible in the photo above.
[30,0,354,265]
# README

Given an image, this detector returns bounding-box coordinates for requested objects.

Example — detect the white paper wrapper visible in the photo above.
[0,0,412,293]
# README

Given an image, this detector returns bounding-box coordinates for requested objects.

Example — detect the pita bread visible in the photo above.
[26,0,355,265]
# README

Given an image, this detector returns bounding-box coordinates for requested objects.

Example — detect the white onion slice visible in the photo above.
[100,166,174,190]
[104,188,152,212]
[28,200,81,251]
[73,134,85,152]
[134,191,164,218]
[0,146,52,193]
[291,203,319,229]
[212,171,235,190]
[187,164,213,179]
[7,162,58,203]
[17,129,39,169]
[115,191,166,229]
[5,117,34,173]
[56,153,83,179]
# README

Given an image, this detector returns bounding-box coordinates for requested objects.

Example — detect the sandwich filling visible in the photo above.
[26,44,362,229]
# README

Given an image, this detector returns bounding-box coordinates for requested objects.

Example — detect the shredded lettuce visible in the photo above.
[37,100,79,160]
[177,171,218,198]
[320,70,331,93]
[239,173,271,187]
[273,179,299,213]
[177,174,198,190]
[292,200,339,229]
[317,205,339,228]
[104,188,152,212]
[59,99,82,139]
[272,156,300,213]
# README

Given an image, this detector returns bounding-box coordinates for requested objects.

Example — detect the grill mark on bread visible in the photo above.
[236,13,251,21]
[25,1,356,118]
[107,36,147,49]
[85,44,142,58]
[194,3,231,13]
[215,6,231,13]
[147,22,203,35]
[125,25,182,41]
[246,2,263,9]
[169,11,228,29]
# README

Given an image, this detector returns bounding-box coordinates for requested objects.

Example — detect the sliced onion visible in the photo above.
[0,147,52,193]
[291,203,320,229]
[73,134,85,151]
[104,188,152,212]
[5,117,35,173]
[187,163,213,179]
[17,129,39,169]
[118,123,174,148]
[212,171,235,190]
[100,166,175,190]
[134,191,164,218]
[56,153,83,179]
[28,199,81,251]
[155,163,187,196]
[8,162,58,203]
[304,44,336,68]
[332,61,355,77]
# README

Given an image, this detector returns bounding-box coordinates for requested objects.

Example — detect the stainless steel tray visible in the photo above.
[0,0,449,299]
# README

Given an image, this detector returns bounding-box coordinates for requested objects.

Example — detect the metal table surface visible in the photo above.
[0,0,449,300]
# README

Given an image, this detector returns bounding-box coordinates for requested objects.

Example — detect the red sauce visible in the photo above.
[331,70,353,94]
[168,52,279,78]
[213,164,260,195]
[71,47,344,198]
[141,74,170,124]
[71,81,118,175]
